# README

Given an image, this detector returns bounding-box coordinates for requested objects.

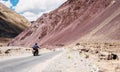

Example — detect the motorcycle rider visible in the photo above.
[32,43,39,56]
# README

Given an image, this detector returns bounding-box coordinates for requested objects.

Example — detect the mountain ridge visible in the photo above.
[9,0,120,47]
[0,3,31,38]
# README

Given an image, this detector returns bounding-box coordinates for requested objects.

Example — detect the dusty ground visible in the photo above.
[29,42,120,72]
[42,49,99,72]
[0,41,120,72]
[0,46,51,61]
[69,41,120,72]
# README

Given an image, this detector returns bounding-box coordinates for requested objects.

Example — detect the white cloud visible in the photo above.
[0,0,12,7]
[0,0,67,21]
[15,0,67,21]
[21,11,42,21]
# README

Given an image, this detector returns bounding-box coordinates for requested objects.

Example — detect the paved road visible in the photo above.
[0,51,61,72]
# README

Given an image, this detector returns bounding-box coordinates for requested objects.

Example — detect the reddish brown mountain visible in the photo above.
[9,0,120,47]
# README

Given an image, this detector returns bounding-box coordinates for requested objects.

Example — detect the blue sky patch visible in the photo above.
[2,0,8,1]
[10,0,19,6]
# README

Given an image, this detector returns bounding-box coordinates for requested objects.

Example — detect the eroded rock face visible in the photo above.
[9,0,120,47]
[0,3,31,38]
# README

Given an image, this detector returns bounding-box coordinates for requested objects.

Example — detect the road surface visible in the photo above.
[0,51,61,72]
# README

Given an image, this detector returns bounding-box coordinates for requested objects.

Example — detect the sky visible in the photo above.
[0,0,67,21]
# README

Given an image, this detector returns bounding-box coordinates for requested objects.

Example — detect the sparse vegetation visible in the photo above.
[56,44,64,47]
[5,49,11,54]
[76,43,80,46]
[0,50,2,54]
[68,56,72,59]
[0,47,32,57]
[85,55,89,59]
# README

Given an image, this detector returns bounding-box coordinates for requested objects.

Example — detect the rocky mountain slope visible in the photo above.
[0,3,31,38]
[9,0,120,47]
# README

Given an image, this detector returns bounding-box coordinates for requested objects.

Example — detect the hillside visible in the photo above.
[9,0,120,47]
[0,3,31,38]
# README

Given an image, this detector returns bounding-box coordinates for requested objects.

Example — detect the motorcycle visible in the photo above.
[32,49,39,56]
